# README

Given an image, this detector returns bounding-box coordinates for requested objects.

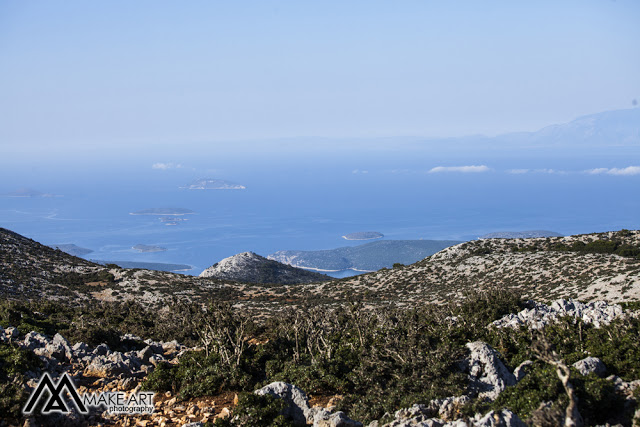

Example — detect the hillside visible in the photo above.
[199,252,331,284]
[2,228,640,312]
[310,229,640,306]
[268,239,463,272]
[2,227,640,425]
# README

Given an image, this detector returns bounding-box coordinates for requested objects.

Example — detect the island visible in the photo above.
[180,178,246,190]
[342,231,384,241]
[130,208,195,216]
[5,188,59,198]
[132,244,167,253]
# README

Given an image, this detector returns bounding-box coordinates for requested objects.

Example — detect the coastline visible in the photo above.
[293,265,373,273]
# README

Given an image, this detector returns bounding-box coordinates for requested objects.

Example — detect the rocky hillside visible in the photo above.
[309,229,640,306]
[199,252,331,284]
[2,227,640,312]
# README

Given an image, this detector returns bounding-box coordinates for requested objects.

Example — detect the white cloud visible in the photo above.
[152,162,182,170]
[507,169,529,174]
[428,165,490,173]
[586,166,640,176]
[352,169,369,174]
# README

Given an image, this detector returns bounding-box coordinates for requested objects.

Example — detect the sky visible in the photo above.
[1,0,639,151]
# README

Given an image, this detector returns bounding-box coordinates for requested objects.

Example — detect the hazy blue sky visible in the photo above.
[1,0,639,149]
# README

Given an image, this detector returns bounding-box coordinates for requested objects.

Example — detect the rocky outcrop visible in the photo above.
[255,382,313,425]
[200,252,331,284]
[379,404,525,427]
[314,409,363,427]
[255,382,362,426]
[572,357,606,377]
[491,299,625,329]
[463,342,516,400]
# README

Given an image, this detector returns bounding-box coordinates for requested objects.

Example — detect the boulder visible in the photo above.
[137,345,155,364]
[143,339,164,354]
[473,409,525,427]
[93,343,109,356]
[43,333,73,361]
[23,331,49,350]
[573,357,606,377]
[430,396,471,421]
[313,409,363,427]
[464,342,516,400]
[386,404,441,426]
[72,342,89,357]
[255,382,312,425]
[84,355,130,378]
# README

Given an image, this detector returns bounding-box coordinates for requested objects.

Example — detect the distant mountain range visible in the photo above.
[498,108,640,147]
[200,252,331,284]
[417,107,640,149]
[268,239,463,272]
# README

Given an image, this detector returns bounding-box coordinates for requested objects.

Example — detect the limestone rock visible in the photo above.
[23,331,49,350]
[464,342,516,400]
[313,409,363,427]
[255,381,312,425]
[473,409,525,426]
[84,355,131,377]
[492,299,624,329]
[573,357,606,377]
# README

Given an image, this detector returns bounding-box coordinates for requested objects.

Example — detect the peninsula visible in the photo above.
[132,244,167,253]
[342,231,384,241]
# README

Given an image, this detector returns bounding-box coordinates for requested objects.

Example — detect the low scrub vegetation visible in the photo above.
[2,291,640,425]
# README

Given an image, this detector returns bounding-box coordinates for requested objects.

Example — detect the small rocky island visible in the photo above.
[180,178,246,190]
[132,244,167,253]
[342,231,384,241]
[130,208,195,216]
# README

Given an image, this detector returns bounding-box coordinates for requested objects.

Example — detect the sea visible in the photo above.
[2,139,639,277]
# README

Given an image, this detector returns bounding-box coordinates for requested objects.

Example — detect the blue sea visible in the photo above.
[2,139,639,276]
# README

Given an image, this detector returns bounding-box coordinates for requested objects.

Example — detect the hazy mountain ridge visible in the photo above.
[494,107,640,147]
[199,252,331,284]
